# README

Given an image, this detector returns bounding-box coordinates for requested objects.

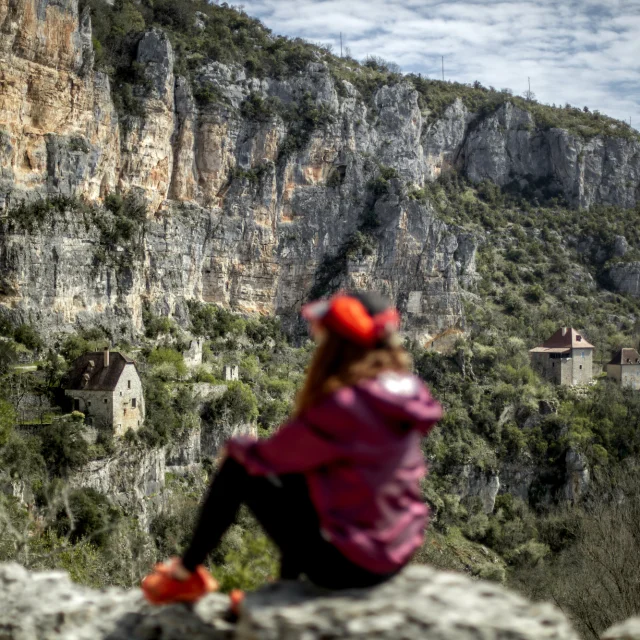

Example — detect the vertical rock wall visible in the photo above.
[1,0,639,342]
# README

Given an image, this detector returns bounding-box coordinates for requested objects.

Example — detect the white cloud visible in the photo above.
[235,0,640,127]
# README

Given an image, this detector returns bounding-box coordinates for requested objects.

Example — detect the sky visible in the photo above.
[235,0,640,127]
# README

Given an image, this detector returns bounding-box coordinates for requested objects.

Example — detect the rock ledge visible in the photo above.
[0,562,581,640]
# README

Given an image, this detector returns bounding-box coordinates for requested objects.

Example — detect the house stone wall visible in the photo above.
[621,364,640,390]
[530,352,563,384]
[531,351,593,386]
[607,364,622,383]
[570,349,593,385]
[65,389,114,429]
[111,364,145,437]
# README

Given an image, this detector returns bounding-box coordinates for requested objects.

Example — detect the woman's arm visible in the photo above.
[227,408,346,476]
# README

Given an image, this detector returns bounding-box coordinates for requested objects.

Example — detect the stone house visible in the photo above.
[529,327,594,386]
[64,348,145,437]
[606,348,640,390]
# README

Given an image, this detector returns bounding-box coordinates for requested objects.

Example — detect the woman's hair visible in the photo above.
[294,292,411,415]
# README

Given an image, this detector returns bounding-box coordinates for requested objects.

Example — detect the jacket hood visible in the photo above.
[355,372,443,434]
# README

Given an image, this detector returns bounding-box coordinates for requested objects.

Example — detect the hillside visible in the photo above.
[2,1,640,638]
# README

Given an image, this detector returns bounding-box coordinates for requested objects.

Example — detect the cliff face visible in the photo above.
[1,0,639,341]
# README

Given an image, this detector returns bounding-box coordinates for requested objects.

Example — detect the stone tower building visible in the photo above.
[64,348,145,437]
[529,327,594,386]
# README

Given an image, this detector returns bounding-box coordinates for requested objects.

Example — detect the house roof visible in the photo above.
[530,327,594,353]
[64,351,136,391]
[529,347,571,354]
[608,348,640,366]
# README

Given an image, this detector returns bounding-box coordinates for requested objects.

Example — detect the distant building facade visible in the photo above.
[64,348,145,437]
[224,365,239,381]
[607,348,640,390]
[529,327,594,386]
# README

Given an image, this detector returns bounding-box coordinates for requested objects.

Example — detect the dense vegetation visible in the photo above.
[3,178,640,635]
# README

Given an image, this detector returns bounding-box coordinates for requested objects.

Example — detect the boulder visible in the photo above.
[0,562,580,640]
[603,617,640,640]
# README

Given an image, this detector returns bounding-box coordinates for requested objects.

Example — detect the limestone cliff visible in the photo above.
[1,0,639,343]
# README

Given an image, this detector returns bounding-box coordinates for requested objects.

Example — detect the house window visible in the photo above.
[128,380,131,389]
[74,399,80,411]
[132,398,137,408]
[577,335,582,342]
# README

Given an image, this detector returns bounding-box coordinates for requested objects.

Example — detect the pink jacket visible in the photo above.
[227,372,443,574]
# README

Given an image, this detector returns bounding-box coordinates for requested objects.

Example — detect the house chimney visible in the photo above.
[561,327,567,337]
[103,347,109,368]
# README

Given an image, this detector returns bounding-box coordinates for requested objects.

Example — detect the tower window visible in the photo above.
[128,380,131,389]
[132,398,137,408]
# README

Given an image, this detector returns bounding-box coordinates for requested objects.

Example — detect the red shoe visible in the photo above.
[229,589,245,616]
[142,559,218,605]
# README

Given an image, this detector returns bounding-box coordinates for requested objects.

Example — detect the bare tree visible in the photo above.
[512,462,640,640]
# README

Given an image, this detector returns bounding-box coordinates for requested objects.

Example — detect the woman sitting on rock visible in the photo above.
[142,291,443,605]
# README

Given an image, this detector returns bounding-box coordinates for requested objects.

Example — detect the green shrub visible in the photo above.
[61,329,110,362]
[38,419,90,477]
[240,92,279,121]
[0,433,46,481]
[215,527,278,593]
[7,196,79,232]
[54,488,120,547]
[203,381,258,426]
[147,347,187,379]
[187,301,246,339]
[13,324,43,351]
[0,399,15,447]
[0,316,14,337]
[191,366,217,383]
[194,82,226,107]
[0,342,18,375]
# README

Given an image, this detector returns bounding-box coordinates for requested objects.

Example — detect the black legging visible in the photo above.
[181,457,396,589]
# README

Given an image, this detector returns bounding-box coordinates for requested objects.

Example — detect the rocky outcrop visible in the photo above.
[563,448,590,502]
[70,446,166,528]
[457,102,640,209]
[0,562,581,640]
[453,465,500,514]
[609,262,640,297]
[603,617,640,640]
